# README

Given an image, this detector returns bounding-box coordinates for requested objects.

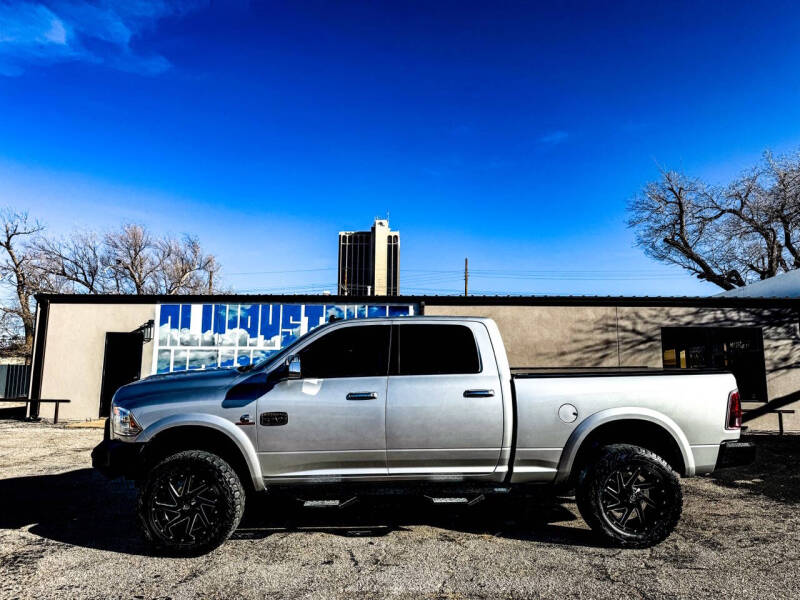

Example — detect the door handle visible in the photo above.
[463,389,495,398]
[346,391,378,400]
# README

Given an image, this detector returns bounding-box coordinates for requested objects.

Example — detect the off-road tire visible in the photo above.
[137,450,245,556]
[576,443,682,548]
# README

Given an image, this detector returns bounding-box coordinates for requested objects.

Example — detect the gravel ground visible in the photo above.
[1,421,798,600]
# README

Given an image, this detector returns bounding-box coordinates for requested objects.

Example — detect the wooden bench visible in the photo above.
[0,398,71,424]
[743,408,796,435]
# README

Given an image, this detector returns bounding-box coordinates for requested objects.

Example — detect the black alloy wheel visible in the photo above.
[599,463,666,535]
[576,444,682,548]
[148,470,220,544]
[138,450,245,556]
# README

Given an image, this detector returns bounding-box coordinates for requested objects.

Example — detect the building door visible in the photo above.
[99,332,143,417]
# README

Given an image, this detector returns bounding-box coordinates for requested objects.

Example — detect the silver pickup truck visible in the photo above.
[92,316,754,555]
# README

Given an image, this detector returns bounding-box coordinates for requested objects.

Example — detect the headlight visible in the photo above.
[111,405,142,437]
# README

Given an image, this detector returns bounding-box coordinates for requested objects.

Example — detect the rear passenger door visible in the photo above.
[385,322,504,475]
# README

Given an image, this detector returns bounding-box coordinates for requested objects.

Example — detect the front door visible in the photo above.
[99,331,143,417]
[386,322,504,475]
[256,324,391,479]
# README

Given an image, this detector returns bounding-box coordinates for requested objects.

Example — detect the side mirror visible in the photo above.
[286,355,301,380]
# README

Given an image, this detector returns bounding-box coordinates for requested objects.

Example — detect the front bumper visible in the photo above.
[715,440,756,470]
[91,437,145,480]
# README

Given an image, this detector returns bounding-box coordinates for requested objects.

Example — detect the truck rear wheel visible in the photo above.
[137,450,245,556]
[575,443,682,548]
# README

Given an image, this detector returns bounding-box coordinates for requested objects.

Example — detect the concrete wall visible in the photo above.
[424,304,620,367]
[427,303,800,432]
[38,303,156,421]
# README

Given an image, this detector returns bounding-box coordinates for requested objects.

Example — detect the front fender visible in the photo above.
[553,407,695,485]
[138,413,265,491]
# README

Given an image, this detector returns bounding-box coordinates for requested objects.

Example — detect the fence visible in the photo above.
[0,364,31,399]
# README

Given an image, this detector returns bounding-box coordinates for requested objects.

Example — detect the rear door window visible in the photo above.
[395,324,481,375]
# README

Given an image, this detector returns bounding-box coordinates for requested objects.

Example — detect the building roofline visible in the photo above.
[33,292,800,309]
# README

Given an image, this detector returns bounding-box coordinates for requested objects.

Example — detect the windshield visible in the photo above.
[238,322,331,372]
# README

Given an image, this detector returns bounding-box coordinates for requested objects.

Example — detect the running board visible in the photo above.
[302,496,359,509]
[424,494,485,506]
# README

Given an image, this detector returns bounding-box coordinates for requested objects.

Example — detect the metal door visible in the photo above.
[386,322,504,475]
[257,324,390,479]
[99,331,143,417]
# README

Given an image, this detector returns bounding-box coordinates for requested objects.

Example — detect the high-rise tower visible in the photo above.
[337,218,399,296]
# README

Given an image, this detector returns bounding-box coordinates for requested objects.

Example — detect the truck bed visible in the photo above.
[508,369,739,484]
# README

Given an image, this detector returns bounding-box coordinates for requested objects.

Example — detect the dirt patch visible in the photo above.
[65,419,107,429]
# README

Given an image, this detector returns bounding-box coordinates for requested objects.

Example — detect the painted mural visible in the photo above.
[154,302,416,374]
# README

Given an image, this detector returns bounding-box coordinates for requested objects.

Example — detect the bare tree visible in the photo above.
[628,170,746,290]
[34,223,223,296]
[0,216,224,356]
[764,151,800,270]
[155,234,221,295]
[0,210,48,352]
[36,223,223,296]
[34,230,109,294]
[629,152,800,289]
[104,225,222,295]
[104,224,164,294]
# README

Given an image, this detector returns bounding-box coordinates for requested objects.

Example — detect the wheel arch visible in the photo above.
[139,414,264,492]
[555,408,694,486]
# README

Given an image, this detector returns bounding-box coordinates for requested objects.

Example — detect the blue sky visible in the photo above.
[2,1,800,296]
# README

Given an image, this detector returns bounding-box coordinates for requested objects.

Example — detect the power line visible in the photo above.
[226,262,694,296]
[235,282,338,293]
[227,267,335,276]
[227,265,688,279]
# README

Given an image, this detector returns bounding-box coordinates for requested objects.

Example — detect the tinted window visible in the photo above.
[396,324,481,375]
[299,325,390,379]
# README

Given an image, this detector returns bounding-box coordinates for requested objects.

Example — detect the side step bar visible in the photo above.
[302,496,359,509]
[424,494,485,506]
[300,494,489,508]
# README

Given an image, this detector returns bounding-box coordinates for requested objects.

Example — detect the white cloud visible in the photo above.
[0,3,64,44]
[41,12,66,43]
[539,130,569,144]
[0,1,206,77]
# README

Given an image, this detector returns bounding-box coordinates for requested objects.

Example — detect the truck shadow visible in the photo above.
[709,433,800,504]
[0,468,595,555]
[235,494,596,547]
[0,468,147,555]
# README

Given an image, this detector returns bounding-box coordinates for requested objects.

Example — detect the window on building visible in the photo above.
[154,302,415,374]
[299,325,391,379]
[394,324,481,375]
[661,327,768,401]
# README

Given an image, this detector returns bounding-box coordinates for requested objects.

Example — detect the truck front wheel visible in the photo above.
[576,443,682,548]
[137,450,245,556]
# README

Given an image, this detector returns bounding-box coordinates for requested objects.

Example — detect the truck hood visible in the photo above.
[142,367,240,383]
[112,367,242,409]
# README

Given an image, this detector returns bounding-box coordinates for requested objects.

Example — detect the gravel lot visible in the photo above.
[1,421,798,600]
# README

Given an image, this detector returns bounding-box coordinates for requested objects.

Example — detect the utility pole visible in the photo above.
[464,257,468,296]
